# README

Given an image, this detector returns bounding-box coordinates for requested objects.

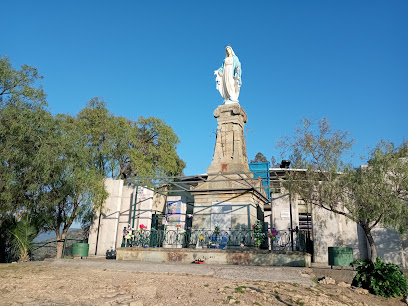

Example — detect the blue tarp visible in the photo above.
[248,162,270,200]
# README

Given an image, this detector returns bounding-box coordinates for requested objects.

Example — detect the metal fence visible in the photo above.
[121,227,308,252]
[31,238,87,261]
[270,230,308,252]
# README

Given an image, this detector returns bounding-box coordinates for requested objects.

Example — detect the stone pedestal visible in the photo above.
[192,103,266,231]
[206,103,249,175]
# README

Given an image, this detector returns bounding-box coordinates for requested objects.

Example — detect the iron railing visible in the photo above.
[121,227,308,252]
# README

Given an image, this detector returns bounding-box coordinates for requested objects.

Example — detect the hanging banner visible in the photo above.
[167,200,182,224]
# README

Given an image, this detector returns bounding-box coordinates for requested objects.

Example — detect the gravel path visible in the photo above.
[0,259,404,305]
[44,259,315,286]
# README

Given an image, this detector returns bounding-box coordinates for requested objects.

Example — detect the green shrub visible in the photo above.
[252,220,266,248]
[352,258,408,298]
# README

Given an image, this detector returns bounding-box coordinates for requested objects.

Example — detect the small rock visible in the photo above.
[337,281,351,288]
[129,301,143,306]
[318,277,336,285]
[135,286,157,298]
[228,299,236,304]
[351,287,369,295]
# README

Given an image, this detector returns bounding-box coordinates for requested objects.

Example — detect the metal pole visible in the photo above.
[310,200,315,262]
[269,195,273,251]
[289,193,294,252]
[94,209,102,256]
[62,237,67,258]
[132,185,139,229]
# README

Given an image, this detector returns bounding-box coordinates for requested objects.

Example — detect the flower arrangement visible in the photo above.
[123,226,135,240]
[139,224,147,233]
[268,228,279,242]
[252,220,266,248]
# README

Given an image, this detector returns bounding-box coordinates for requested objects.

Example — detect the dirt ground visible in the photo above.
[0,263,406,306]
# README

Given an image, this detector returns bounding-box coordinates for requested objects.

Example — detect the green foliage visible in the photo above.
[250,152,268,163]
[77,97,185,183]
[295,299,305,306]
[279,118,353,208]
[352,258,408,298]
[338,141,408,261]
[39,114,108,258]
[0,56,46,107]
[0,57,53,219]
[0,57,185,260]
[10,216,37,262]
[252,220,266,247]
[234,286,246,293]
[279,118,408,262]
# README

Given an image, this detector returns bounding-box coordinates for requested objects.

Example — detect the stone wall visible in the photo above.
[116,247,311,267]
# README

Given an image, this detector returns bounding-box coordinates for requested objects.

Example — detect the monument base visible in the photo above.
[191,173,266,231]
[191,102,267,231]
[116,247,311,267]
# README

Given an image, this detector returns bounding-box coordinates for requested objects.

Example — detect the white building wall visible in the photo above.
[312,206,362,263]
[269,193,299,231]
[133,186,154,231]
[310,205,406,267]
[115,185,134,249]
[371,226,405,267]
[88,181,155,255]
[88,178,123,256]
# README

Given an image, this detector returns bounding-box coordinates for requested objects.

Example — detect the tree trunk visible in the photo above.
[55,232,67,259]
[362,224,377,262]
[18,248,30,262]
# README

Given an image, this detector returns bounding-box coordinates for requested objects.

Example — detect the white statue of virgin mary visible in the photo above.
[214,46,242,104]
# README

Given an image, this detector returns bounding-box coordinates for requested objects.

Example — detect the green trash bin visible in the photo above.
[328,247,353,268]
[72,243,89,258]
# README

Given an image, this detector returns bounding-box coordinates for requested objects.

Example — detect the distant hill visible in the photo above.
[31,228,87,261]
[34,228,80,243]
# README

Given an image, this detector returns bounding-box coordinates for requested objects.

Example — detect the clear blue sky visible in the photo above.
[1,1,407,175]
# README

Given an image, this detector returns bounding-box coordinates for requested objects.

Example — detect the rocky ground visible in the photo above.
[0,261,406,305]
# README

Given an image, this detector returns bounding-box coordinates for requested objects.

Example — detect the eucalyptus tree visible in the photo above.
[280,118,408,262]
[0,56,50,261]
[338,142,408,261]
[0,102,55,220]
[0,56,46,107]
[0,56,49,219]
[40,114,108,259]
[77,97,185,183]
